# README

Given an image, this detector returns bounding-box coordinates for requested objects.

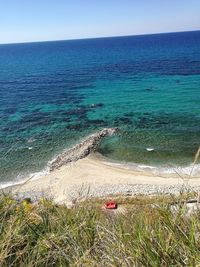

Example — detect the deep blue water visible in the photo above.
[0,31,200,184]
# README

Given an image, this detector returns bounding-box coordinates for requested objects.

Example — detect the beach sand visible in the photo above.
[11,153,200,204]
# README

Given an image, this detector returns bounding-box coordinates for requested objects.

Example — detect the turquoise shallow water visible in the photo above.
[0,31,200,184]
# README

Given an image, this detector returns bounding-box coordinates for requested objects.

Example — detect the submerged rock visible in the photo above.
[66,124,82,130]
[115,117,132,125]
[87,119,106,125]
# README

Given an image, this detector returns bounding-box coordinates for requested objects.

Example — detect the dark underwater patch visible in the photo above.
[66,124,83,131]
[124,112,135,117]
[63,103,104,118]
[3,107,18,115]
[114,117,132,126]
[87,119,106,126]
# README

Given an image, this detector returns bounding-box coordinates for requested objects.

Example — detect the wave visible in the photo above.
[105,160,200,177]
[138,163,200,176]
[0,169,49,189]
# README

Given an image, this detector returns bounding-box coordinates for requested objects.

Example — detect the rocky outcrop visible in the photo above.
[48,128,118,171]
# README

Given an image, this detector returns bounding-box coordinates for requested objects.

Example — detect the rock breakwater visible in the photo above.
[48,128,118,171]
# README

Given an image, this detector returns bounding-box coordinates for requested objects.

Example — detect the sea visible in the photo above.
[0,31,200,186]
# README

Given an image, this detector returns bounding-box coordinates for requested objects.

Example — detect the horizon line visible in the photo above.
[0,29,200,46]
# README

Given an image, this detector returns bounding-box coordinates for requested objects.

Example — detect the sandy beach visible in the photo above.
[6,128,200,204]
[10,152,200,205]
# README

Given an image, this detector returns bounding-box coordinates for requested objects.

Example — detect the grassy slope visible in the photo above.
[0,193,200,267]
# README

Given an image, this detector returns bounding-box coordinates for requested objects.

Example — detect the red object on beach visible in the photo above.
[105,201,117,209]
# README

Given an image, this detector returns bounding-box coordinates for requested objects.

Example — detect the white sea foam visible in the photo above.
[27,137,36,143]
[131,163,200,176]
[0,168,49,189]
[146,148,154,152]
[103,157,200,177]
[159,164,200,176]
[29,169,49,181]
[0,180,27,189]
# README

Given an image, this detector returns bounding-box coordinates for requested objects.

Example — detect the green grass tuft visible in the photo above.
[0,193,200,266]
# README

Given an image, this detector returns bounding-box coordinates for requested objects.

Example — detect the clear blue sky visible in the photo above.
[0,0,200,44]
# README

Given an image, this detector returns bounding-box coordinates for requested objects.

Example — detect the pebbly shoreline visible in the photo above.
[13,183,200,204]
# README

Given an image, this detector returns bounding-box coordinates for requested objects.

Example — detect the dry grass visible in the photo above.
[0,192,200,266]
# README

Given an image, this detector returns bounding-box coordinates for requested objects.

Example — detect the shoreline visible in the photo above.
[8,153,200,204]
[1,128,200,203]
[1,152,200,191]
[0,128,118,189]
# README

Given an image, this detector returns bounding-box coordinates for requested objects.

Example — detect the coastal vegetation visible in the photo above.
[1,192,200,266]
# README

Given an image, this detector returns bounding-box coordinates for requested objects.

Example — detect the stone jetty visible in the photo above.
[48,128,118,171]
